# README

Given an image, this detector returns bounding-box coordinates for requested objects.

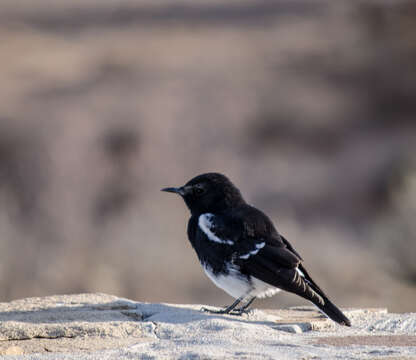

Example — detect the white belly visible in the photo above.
[203,265,250,299]
[203,264,280,299]
[250,277,281,298]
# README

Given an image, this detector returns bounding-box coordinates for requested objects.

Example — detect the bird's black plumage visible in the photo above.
[162,172,351,326]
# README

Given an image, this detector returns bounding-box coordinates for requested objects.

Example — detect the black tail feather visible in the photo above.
[314,298,351,326]
[296,264,351,326]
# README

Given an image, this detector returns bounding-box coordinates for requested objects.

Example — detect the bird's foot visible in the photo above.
[200,306,229,314]
[229,307,252,316]
[200,298,246,315]
[200,306,252,316]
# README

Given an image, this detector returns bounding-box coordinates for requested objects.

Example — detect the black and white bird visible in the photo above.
[162,173,351,326]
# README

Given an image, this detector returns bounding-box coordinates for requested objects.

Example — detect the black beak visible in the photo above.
[161,187,184,196]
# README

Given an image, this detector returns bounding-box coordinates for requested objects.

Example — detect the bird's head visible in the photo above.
[161,172,245,214]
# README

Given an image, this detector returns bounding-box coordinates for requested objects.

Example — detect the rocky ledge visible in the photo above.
[0,293,415,359]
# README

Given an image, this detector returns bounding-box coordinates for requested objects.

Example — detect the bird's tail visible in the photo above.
[312,297,351,326]
[294,265,351,326]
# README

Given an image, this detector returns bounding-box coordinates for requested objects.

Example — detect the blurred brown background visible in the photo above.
[0,0,415,312]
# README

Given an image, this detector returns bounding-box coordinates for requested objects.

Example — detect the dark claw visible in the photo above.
[200,306,252,316]
[229,308,252,316]
[200,307,227,314]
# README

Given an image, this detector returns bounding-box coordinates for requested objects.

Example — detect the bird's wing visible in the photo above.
[217,206,325,306]
[196,207,303,269]
[280,234,303,261]
[232,206,303,267]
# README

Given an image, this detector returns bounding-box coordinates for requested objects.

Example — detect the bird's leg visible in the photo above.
[201,297,242,314]
[230,296,256,315]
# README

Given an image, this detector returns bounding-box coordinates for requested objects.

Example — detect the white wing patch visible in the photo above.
[296,267,312,285]
[198,213,234,245]
[239,242,265,259]
[296,268,305,277]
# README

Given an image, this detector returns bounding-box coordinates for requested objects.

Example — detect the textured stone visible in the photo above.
[0,346,24,355]
[0,293,151,354]
[0,293,415,359]
[267,306,388,333]
[314,335,416,347]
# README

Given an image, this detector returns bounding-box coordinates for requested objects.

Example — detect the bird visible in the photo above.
[161,172,351,326]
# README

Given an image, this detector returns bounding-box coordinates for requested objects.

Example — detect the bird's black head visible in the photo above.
[161,172,245,215]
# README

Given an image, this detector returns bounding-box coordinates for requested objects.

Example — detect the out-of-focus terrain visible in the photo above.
[0,0,415,311]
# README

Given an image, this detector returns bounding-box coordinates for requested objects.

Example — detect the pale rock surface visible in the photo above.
[0,293,415,359]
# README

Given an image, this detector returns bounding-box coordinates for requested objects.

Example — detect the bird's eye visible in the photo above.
[194,186,205,196]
